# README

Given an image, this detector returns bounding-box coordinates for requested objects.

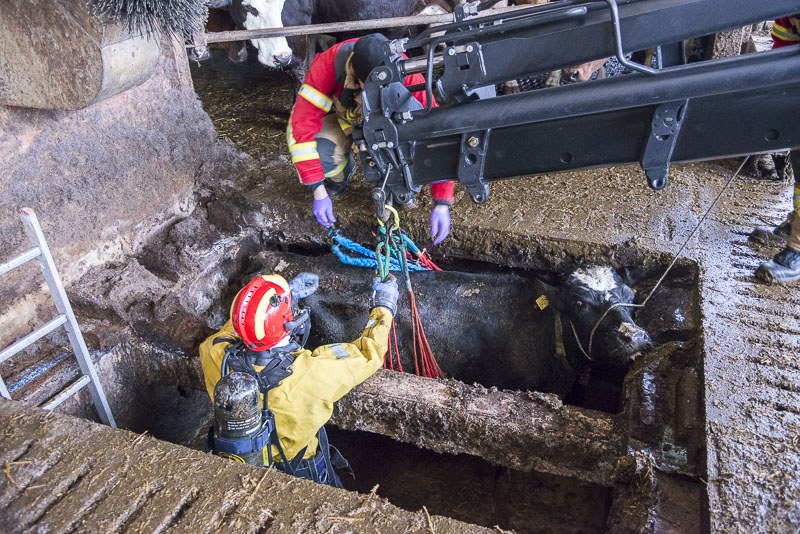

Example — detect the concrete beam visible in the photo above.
[333,370,625,486]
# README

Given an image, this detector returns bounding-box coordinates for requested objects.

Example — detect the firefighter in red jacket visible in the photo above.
[755,15,800,284]
[287,33,455,245]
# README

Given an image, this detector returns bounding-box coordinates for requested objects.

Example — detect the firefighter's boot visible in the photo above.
[755,247,800,284]
[750,218,793,247]
[324,156,356,198]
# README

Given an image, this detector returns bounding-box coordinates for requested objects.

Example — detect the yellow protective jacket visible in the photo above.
[199,306,392,462]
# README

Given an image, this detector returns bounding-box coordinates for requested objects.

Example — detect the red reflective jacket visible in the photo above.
[772,16,800,48]
[288,39,454,204]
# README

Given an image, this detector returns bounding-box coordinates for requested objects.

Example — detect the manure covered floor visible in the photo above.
[0,399,483,533]
[185,51,800,531]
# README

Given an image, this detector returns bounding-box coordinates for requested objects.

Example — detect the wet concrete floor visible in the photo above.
[187,49,800,531]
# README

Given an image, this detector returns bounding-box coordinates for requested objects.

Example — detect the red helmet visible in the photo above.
[230,274,294,351]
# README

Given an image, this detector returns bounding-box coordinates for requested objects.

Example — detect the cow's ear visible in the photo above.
[617,265,645,288]
[533,279,568,313]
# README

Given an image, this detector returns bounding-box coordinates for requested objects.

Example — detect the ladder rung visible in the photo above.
[41,375,91,410]
[0,247,41,277]
[0,375,10,400]
[0,315,68,365]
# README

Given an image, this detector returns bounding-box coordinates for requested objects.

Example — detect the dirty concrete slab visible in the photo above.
[332,370,624,486]
[0,398,489,533]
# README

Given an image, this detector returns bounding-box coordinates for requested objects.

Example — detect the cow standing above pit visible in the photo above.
[229,0,457,84]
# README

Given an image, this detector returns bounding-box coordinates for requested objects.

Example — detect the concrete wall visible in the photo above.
[0,35,217,346]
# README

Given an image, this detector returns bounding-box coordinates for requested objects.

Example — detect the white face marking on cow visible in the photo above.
[241,0,291,68]
[570,266,619,293]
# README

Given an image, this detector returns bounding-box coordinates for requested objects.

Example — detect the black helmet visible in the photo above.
[352,33,389,82]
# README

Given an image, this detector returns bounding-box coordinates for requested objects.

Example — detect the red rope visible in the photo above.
[407,251,443,272]
[385,321,401,372]
[383,240,443,378]
[384,321,404,372]
[392,321,403,372]
[408,291,444,379]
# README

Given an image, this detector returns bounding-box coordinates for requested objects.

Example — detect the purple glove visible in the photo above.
[312,196,336,228]
[430,205,451,245]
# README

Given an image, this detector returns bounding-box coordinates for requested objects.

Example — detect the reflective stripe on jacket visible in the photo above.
[199,306,392,461]
[773,16,800,48]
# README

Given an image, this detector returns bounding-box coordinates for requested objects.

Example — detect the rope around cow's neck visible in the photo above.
[571,157,750,360]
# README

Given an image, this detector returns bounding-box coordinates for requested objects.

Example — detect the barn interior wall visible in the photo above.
[0,37,220,344]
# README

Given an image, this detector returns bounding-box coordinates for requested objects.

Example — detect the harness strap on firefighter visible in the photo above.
[215,337,297,391]
[272,426,352,488]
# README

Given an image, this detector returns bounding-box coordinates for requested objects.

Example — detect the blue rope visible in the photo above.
[330,231,428,272]
[335,233,380,259]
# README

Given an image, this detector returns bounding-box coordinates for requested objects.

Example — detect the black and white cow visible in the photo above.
[229,0,456,79]
[534,265,652,370]
[189,1,249,63]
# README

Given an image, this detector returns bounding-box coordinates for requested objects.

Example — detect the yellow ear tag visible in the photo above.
[535,295,549,310]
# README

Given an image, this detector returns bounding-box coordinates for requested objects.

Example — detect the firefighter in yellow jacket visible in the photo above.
[199,271,398,487]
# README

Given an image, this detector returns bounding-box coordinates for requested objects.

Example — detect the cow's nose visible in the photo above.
[274,53,293,67]
[619,323,652,349]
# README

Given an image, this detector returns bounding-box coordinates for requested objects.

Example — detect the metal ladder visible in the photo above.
[0,208,116,427]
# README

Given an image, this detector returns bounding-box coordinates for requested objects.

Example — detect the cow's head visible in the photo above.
[230,0,293,69]
[536,265,651,368]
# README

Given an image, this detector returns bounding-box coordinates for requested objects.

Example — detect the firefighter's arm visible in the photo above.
[288,47,340,186]
[198,321,238,401]
[304,275,398,400]
[772,17,800,48]
[267,306,393,461]
[307,305,394,399]
[267,278,397,459]
[405,72,455,206]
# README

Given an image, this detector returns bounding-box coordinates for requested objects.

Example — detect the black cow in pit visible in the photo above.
[255,252,652,395]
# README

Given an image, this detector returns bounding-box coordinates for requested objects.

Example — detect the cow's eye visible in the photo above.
[574,299,585,309]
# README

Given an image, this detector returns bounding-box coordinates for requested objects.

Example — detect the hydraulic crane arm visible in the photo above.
[355,0,800,206]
